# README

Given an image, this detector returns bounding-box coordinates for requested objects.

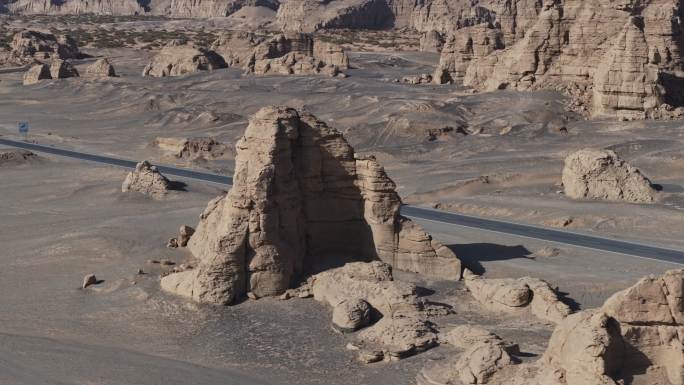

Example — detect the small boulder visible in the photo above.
[121,160,171,199]
[178,225,195,247]
[49,59,79,79]
[332,298,372,333]
[23,63,52,85]
[82,274,98,288]
[85,58,116,78]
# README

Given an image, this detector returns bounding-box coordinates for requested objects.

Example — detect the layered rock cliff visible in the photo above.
[161,106,461,305]
[3,0,278,17]
[435,0,684,119]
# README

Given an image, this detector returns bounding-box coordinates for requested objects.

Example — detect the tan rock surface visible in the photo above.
[85,58,116,78]
[142,42,227,77]
[464,270,571,324]
[151,137,228,160]
[313,261,438,358]
[211,32,348,76]
[161,106,460,304]
[49,59,79,79]
[562,148,657,203]
[5,30,81,66]
[433,269,684,385]
[23,63,52,85]
[121,160,171,199]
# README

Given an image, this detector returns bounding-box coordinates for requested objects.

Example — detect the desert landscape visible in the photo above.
[0,1,683,385]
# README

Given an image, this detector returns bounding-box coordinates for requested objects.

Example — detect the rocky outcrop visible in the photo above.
[85,58,116,78]
[313,261,438,358]
[5,0,278,17]
[121,160,171,199]
[433,0,684,119]
[593,17,664,119]
[160,106,460,305]
[464,270,571,324]
[418,326,519,385]
[529,269,684,385]
[0,150,38,165]
[562,148,658,203]
[151,137,229,160]
[1,30,81,67]
[23,63,51,85]
[276,0,395,33]
[210,31,348,76]
[433,24,503,83]
[419,30,445,53]
[49,59,79,79]
[420,269,684,385]
[7,0,144,15]
[142,42,227,77]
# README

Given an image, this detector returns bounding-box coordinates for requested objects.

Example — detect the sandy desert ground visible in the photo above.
[1,15,684,385]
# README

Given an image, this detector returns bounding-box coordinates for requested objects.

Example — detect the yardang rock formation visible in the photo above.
[562,148,658,203]
[161,106,461,305]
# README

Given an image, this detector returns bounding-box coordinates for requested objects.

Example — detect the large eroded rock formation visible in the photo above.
[142,41,228,77]
[562,148,658,203]
[210,31,348,76]
[161,106,460,304]
[434,0,684,119]
[4,0,279,18]
[1,30,81,67]
[419,268,684,385]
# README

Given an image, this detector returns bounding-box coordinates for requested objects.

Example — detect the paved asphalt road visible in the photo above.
[2,138,683,265]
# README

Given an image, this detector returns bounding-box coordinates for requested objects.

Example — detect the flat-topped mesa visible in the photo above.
[161,106,461,305]
[142,41,228,77]
[211,31,349,76]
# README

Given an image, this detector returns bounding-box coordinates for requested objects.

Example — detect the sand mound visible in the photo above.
[161,106,460,305]
[562,148,657,203]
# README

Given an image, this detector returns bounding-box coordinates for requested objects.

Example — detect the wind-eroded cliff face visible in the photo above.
[434,0,684,119]
[3,0,278,17]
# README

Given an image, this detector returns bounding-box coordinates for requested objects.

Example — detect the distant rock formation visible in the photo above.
[464,269,571,324]
[161,106,460,305]
[433,1,684,119]
[0,150,38,165]
[142,42,227,77]
[151,137,229,160]
[4,0,279,18]
[23,63,51,85]
[85,58,116,78]
[419,30,444,53]
[210,31,348,76]
[49,59,79,79]
[121,160,171,199]
[1,30,82,67]
[562,148,658,203]
[418,268,684,385]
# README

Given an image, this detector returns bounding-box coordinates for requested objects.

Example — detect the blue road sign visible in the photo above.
[18,122,28,134]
